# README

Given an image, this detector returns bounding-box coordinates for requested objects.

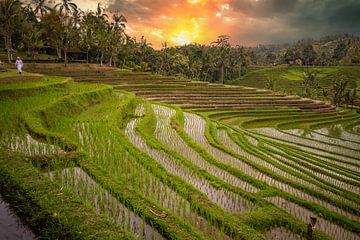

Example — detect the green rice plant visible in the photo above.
[174,110,360,233]
[0,149,135,239]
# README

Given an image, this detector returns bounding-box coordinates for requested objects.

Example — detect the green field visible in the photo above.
[0,65,359,240]
[231,66,360,102]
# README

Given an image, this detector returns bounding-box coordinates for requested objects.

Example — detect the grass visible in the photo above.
[0,69,42,79]
[231,66,360,101]
[0,149,135,239]
[0,64,359,240]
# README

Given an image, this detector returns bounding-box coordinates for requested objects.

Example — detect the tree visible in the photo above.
[342,43,360,64]
[32,0,50,17]
[302,44,317,65]
[95,3,107,20]
[71,8,83,27]
[302,69,319,98]
[284,48,295,64]
[20,22,43,59]
[107,29,124,67]
[41,9,65,59]
[333,42,348,61]
[328,79,349,106]
[55,0,78,18]
[0,0,22,63]
[211,35,231,84]
[230,46,247,78]
[265,52,276,65]
[170,53,189,75]
[118,35,137,68]
[94,28,108,65]
[344,88,356,108]
[265,74,276,91]
[111,10,126,30]
[79,14,98,63]
[106,11,127,66]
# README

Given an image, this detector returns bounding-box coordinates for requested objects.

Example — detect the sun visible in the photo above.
[170,30,194,45]
[187,0,207,4]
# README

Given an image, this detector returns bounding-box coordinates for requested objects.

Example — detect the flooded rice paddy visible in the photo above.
[0,195,36,240]
[47,167,166,240]
[267,196,360,240]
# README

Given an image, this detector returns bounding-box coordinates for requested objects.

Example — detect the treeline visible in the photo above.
[1,0,359,84]
[0,0,128,67]
[252,34,360,66]
[0,0,254,83]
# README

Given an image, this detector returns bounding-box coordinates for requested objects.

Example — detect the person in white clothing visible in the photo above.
[15,57,23,75]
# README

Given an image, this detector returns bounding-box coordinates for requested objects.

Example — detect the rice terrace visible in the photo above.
[1,0,360,240]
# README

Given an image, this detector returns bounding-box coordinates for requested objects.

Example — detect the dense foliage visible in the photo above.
[1,0,359,85]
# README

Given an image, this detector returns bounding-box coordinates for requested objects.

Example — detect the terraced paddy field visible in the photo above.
[230,66,360,105]
[0,65,359,239]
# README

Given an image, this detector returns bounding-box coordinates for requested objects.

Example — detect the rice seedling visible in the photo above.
[47,167,165,240]
[52,109,230,239]
[285,128,360,149]
[152,105,258,193]
[264,227,304,240]
[267,196,360,240]
[125,116,257,213]
[216,128,359,203]
[262,142,360,191]
[253,128,360,159]
[314,124,360,143]
[181,113,360,223]
[250,128,359,165]
[1,67,359,240]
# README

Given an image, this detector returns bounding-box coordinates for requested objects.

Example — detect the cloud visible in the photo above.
[105,0,360,47]
[231,0,360,43]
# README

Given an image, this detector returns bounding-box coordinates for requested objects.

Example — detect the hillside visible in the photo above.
[230,65,360,105]
[0,64,359,240]
[250,34,360,66]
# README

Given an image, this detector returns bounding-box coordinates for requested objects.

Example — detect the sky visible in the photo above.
[77,0,360,49]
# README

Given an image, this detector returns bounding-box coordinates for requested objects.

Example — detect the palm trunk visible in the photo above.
[57,47,61,59]
[86,49,89,64]
[4,29,12,63]
[220,64,224,84]
[238,62,242,77]
[122,59,126,69]
[5,35,11,63]
[100,51,104,65]
[64,48,67,67]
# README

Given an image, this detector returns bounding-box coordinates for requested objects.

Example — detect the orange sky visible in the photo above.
[77,0,360,49]
[113,0,237,48]
[78,0,255,49]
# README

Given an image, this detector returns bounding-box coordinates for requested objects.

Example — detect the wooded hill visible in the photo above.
[250,34,360,66]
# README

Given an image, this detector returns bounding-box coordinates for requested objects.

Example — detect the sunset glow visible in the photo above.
[99,0,360,48]
[171,30,195,45]
[102,0,233,48]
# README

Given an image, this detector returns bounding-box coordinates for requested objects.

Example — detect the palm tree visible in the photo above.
[55,0,77,18]
[32,0,50,17]
[211,35,231,84]
[0,0,22,63]
[111,10,126,31]
[107,29,124,67]
[95,3,107,20]
[21,26,43,59]
[95,28,109,65]
[71,8,83,27]
[136,36,152,63]
[79,14,98,63]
